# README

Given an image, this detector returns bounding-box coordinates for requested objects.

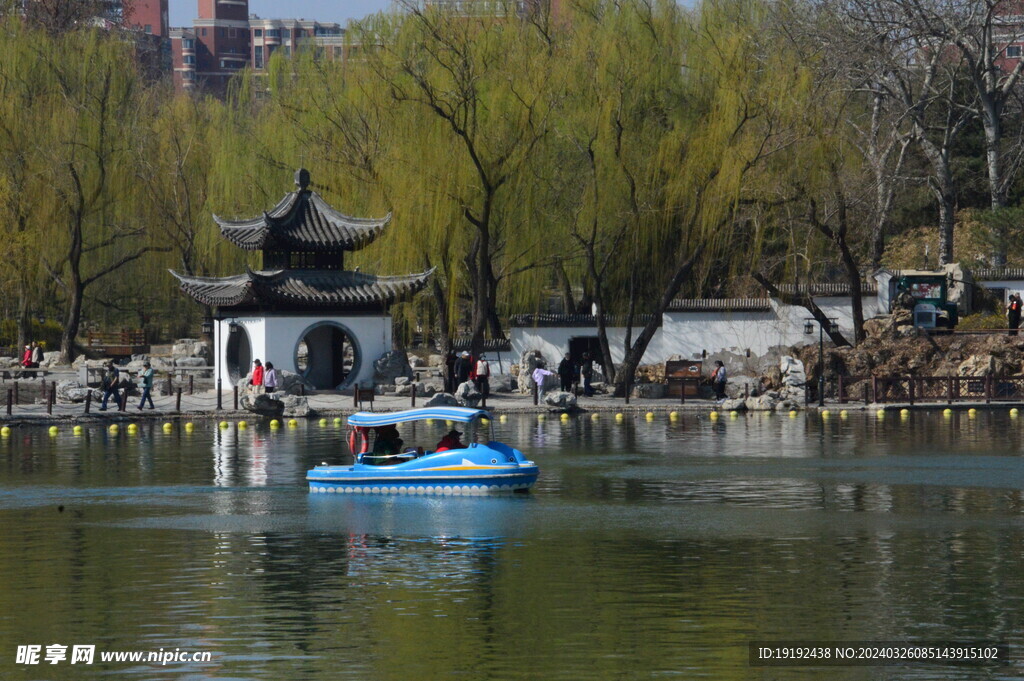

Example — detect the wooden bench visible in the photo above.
[354,388,375,410]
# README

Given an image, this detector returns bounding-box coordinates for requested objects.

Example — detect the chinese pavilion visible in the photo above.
[172,169,432,389]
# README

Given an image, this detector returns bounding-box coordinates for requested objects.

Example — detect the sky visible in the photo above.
[169,0,393,27]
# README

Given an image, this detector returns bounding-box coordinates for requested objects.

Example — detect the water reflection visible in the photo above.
[0,413,1023,680]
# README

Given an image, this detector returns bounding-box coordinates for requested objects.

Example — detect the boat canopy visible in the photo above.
[347,407,490,428]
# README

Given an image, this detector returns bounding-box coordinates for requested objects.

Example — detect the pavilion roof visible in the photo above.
[213,170,390,252]
[170,268,433,309]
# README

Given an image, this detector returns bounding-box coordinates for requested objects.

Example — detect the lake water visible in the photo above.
[1,411,1024,680]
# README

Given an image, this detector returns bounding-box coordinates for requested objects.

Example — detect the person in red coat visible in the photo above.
[435,430,465,452]
[250,359,264,387]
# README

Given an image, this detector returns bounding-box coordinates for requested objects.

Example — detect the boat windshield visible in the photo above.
[355,414,493,465]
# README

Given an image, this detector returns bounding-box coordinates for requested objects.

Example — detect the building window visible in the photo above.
[219,27,226,37]
[182,71,195,81]
[200,27,206,36]
[229,28,236,38]
[144,24,152,33]
[1008,45,1022,58]
[183,38,194,49]
[267,29,280,38]
[254,45,264,69]
[183,55,195,65]
[254,29,262,37]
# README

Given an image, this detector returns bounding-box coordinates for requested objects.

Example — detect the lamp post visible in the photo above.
[805,317,839,407]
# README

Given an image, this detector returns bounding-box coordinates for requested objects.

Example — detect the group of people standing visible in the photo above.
[247,359,279,392]
[19,342,44,377]
[556,352,596,396]
[446,351,491,397]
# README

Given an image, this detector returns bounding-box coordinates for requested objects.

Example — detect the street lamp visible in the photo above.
[805,317,839,407]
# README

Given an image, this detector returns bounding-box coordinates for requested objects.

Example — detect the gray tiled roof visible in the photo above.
[213,190,391,252]
[667,298,772,312]
[170,268,433,308]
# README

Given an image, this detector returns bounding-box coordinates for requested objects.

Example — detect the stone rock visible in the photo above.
[631,383,665,399]
[544,391,578,410]
[517,350,549,393]
[395,376,411,386]
[277,370,314,395]
[407,354,425,368]
[490,374,514,393]
[395,382,415,396]
[744,394,779,411]
[423,392,460,407]
[428,354,444,367]
[0,357,19,367]
[725,376,756,399]
[41,351,62,368]
[279,394,310,417]
[71,355,88,369]
[721,398,747,411]
[172,339,209,360]
[174,357,207,368]
[240,393,285,419]
[958,355,1007,377]
[455,381,482,407]
[780,356,806,386]
[374,350,414,383]
[56,380,103,404]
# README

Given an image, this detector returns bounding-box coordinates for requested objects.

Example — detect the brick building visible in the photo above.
[170,0,345,93]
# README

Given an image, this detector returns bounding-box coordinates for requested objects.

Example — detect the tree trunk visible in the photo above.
[615,246,705,394]
[753,272,851,347]
[16,285,31,351]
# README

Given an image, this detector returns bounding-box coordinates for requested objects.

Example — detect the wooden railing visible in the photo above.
[837,375,1024,404]
[86,330,148,357]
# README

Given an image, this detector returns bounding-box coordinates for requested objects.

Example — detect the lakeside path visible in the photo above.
[3,383,1024,426]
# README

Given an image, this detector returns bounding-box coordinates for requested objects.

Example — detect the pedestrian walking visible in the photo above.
[98,361,120,411]
[557,353,575,393]
[474,354,491,397]
[20,344,32,379]
[250,359,264,387]
[263,361,278,393]
[1008,294,1022,336]
[137,361,155,410]
[31,341,43,367]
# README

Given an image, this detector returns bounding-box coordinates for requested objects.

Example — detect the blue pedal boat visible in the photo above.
[307,407,539,495]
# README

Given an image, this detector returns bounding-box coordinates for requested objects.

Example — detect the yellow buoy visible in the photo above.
[645,412,655,421]
[591,413,599,420]
[614,413,624,421]
[237,421,246,429]
[127,423,138,433]
[709,411,719,420]
[480,417,490,424]
[669,411,679,420]
[270,419,280,427]
[560,413,569,421]
[288,419,298,427]
[0,426,9,436]
[839,410,848,419]
[943,408,952,416]
[48,426,58,436]
[73,425,83,435]
[900,409,910,417]
[537,414,545,421]
[219,421,229,429]
[446,420,454,426]
[333,417,343,425]
[185,422,194,432]
[729,411,739,419]
[499,414,507,423]
[1011,408,1019,417]
[318,418,328,427]
[876,409,885,418]
[109,424,119,433]
[163,422,173,430]
[426,419,434,424]
[789,410,797,418]
[821,409,830,418]
[968,408,977,418]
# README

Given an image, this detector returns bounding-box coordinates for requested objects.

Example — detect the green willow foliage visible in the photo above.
[0,0,982,357]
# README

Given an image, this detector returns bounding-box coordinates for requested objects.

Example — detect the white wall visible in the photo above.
[510,296,878,368]
[215,314,391,389]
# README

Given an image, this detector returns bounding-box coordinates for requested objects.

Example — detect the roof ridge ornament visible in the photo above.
[295,168,310,190]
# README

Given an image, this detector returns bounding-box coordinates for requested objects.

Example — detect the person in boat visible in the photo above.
[371,425,404,465]
[435,429,465,452]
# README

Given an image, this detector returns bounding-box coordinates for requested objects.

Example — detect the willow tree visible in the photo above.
[0,19,53,348]
[33,28,165,361]
[354,3,558,352]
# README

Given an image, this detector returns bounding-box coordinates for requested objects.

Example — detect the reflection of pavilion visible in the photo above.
[173,169,432,389]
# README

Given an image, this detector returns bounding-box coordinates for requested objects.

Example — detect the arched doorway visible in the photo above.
[225,323,252,385]
[294,322,360,390]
